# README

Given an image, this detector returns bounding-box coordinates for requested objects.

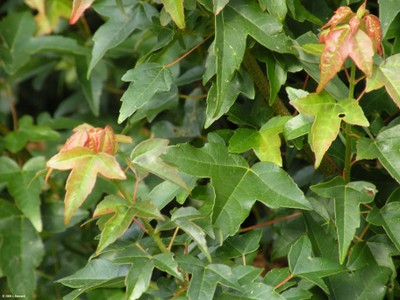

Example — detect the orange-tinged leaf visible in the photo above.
[321,6,353,30]
[364,14,383,55]
[317,27,350,93]
[47,147,126,224]
[349,29,374,78]
[69,0,95,25]
[64,162,98,224]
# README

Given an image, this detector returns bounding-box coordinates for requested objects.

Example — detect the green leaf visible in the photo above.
[378,0,400,37]
[4,115,60,153]
[288,235,344,292]
[356,124,400,183]
[58,258,129,288]
[131,138,188,189]
[93,195,136,254]
[126,259,154,300]
[205,69,254,128]
[286,0,322,24]
[161,0,185,29]
[164,142,311,238]
[311,177,376,264]
[171,207,211,262]
[0,157,44,232]
[208,0,293,127]
[265,54,287,105]
[216,282,284,300]
[291,93,369,168]
[152,253,184,280]
[188,264,242,300]
[118,63,174,123]
[218,230,262,259]
[377,53,400,108]
[0,12,36,74]
[213,0,230,15]
[0,200,44,298]
[229,116,291,166]
[328,265,391,299]
[88,2,151,76]
[367,202,400,252]
[265,0,287,22]
[47,147,126,223]
[75,55,107,116]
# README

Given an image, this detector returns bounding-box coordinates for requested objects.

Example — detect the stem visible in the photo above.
[115,180,168,253]
[141,218,169,253]
[344,64,357,184]
[275,273,294,290]
[164,37,210,68]
[6,84,18,130]
[168,226,180,251]
[240,212,302,233]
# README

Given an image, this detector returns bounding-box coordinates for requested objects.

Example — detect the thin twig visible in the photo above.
[168,226,180,251]
[240,212,302,233]
[164,37,210,68]
[275,273,294,290]
[6,84,18,130]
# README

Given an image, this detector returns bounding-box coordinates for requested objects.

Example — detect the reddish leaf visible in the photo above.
[317,27,351,93]
[348,29,374,78]
[69,0,95,25]
[321,6,353,30]
[364,15,383,55]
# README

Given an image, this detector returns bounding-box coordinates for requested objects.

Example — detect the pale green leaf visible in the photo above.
[118,63,174,123]
[161,0,185,29]
[291,93,369,168]
[367,202,400,252]
[378,53,400,108]
[93,195,136,254]
[311,177,377,264]
[58,258,129,288]
[131,138,188,189]
[0,200,44,299]
[164,143,311,238]
[229,116,291,166]
[378,0,400,37]
[356,125,400,183]
[47,148,125,223]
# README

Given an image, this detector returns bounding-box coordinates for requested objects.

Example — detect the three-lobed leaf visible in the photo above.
[47,147,126,224]
[229,116,291,166]
[164,142,311,238]
[311,177,377,264]
[291,92,369,168]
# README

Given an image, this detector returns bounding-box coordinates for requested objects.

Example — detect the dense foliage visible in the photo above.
[2,0,400,299]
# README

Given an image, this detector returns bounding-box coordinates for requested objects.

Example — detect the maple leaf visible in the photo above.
[46,124,131,224]
[316,1,382,93]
